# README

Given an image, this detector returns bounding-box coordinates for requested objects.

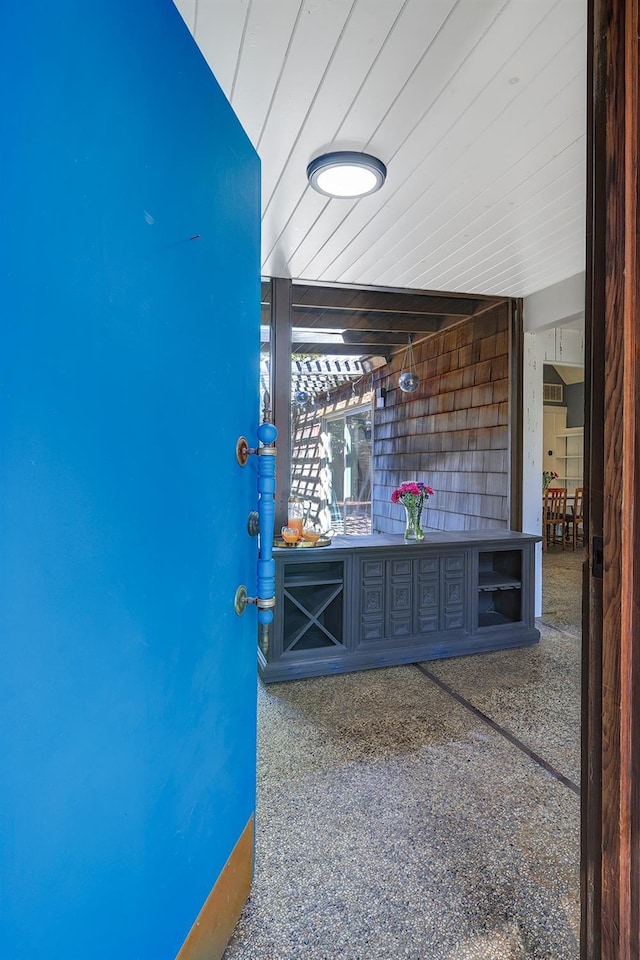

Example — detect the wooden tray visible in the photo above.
[273,536,332,549]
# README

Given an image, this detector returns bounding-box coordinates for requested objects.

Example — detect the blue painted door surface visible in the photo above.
[0,2,260,957]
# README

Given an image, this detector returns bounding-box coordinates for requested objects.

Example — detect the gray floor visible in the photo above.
[224,547,583,960]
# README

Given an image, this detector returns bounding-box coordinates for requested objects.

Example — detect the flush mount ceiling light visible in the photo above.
[306,151,387,198]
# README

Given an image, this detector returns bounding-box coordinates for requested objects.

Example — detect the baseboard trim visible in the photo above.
[176,814,254,960]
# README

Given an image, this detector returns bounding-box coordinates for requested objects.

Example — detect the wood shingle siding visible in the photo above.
[372,304,510,534]
[288,302,511,535]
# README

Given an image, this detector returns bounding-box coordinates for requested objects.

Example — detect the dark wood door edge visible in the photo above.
[584,1,640,957]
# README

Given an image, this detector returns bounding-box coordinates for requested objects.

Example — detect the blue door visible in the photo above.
[0,2,260,957]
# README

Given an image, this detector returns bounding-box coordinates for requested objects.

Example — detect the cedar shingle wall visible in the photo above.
[372,304,510,533]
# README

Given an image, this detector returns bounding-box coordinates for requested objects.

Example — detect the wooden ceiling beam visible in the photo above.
[291,342,393,359]
[291,310,440,332]
[291,299,478,318]
[289,282,499,316]
[342,329,416,345]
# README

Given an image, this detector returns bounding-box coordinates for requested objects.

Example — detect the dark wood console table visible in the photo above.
[258,530,541,683]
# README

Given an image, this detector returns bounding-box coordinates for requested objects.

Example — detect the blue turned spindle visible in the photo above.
[256,419,277,625]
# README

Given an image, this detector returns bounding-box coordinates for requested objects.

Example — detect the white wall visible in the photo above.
[524,273,585,332]
[522,331,544,613]
[537,326,585,365]
[522,272,585,615]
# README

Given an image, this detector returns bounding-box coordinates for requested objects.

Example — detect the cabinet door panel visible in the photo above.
[362,559,384,579]
[440,553,468,633]
[357,556,385,644]
[389,616,412,638]
[416,572,439,635]
[443,609,465,631]
[390,558,412,578]
[361,619,385,642]
[445,580,463,605]
[418,580,438,609]
[390,582,411,613]
[417,613,439,633]
[362,583,384,615]
[444,554,464,573]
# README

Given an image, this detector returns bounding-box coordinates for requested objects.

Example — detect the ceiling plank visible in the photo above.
[185,0,586,299]
[192,0,250,98]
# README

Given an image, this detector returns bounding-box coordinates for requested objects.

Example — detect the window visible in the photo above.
[322,406,372,535]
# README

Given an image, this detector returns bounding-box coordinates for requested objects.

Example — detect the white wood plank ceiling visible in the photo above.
[173,0,586,298]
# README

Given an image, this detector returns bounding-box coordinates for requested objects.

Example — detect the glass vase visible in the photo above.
[403,497,424,541]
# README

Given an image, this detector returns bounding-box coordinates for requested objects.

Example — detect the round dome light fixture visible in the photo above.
[307,151,387,199]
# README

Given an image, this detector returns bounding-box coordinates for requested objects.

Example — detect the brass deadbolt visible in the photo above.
[236,436,249,466]
[234,585,248,616]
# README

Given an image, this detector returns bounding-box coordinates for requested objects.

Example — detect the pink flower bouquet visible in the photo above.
[391,481,434,505]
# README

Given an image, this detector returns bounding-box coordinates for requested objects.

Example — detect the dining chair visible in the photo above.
[567,486,584,550]
[543,487,568,551]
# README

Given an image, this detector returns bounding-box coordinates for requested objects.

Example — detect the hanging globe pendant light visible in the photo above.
[399,335,419,393]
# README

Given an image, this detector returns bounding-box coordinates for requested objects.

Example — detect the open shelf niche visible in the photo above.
[477,550,523,629]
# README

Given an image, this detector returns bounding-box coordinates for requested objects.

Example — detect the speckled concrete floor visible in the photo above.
[540,546,584,639]
[224,550,582,960]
